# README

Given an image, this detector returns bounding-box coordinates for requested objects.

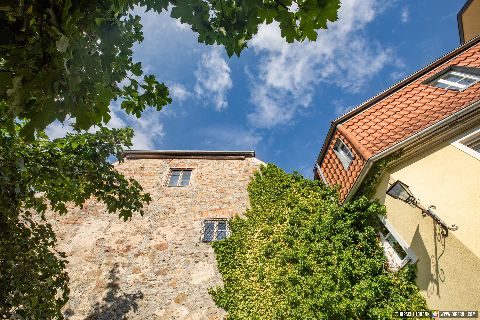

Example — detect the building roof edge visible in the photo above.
[315,35,480,169]
[122,150,256,158]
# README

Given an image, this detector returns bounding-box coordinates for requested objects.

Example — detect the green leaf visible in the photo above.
[131,62,143,76]
[210,164,428,319]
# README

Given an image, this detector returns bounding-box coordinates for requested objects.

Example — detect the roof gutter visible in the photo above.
[316,36,480,168]
[315,163,328,184]
[343,99,480,202]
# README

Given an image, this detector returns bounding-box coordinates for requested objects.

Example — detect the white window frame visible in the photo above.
[201,219,230,243]
[333,138,354,170]
[430,70,480,91]
[167,169,192,187]
[377,216,417,271]
[451,126,480,161]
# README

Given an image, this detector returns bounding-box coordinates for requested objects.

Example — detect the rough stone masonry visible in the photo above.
[48,151,263,319]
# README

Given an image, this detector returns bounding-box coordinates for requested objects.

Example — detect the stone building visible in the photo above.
[50,150,263,319]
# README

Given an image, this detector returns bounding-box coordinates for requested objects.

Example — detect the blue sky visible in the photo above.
[48,0,466,178]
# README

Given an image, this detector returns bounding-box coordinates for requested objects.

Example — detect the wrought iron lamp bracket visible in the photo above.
[387,180,458,237]
[421,205,458,237]
[405,195,418,206]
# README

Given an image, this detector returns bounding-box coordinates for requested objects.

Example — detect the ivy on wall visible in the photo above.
[353,150,403,200]
[211,164,427,319]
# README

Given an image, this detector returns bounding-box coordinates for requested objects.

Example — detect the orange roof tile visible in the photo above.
[317,38,480,201]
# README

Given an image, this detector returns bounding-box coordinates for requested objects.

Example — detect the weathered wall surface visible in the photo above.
[49,156,262,319]
[373,131,480,309]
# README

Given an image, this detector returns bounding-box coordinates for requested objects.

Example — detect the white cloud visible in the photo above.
[199,125,262,150]
[194,47,233,111]
[332,100,355,117]
[169,83,191,102]
[45,119,75,139]
[401,7,409,23]
[45,105,165,150]
[173,18,190,30]
[107,104,165,150]
[247,0,395,128]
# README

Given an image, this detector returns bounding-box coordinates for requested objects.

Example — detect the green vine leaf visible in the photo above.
[211,164,428,319]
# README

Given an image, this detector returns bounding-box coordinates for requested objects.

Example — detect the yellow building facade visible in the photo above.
[458,0,480,44]
[373,124,480,309]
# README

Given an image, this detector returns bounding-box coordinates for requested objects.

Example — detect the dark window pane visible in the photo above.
[203,222,214,242]
[168,171,180,186]
[217,230,227,240]
[180,170,191,186]
[387,235,408,260]
[217,221,227,230]
[458,78,475,86]
[334,139,353,169]
[340,144,349,154]
[375,219,390,237]
[434,81,449,89]
[443,75,462,83]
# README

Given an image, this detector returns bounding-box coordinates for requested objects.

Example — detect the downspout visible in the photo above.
[315,163,328,185]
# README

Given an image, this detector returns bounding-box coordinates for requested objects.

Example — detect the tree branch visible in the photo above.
[274,0,289,10]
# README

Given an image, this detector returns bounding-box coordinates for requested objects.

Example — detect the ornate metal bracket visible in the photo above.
[387,180,458,237]
[421,205,458,237]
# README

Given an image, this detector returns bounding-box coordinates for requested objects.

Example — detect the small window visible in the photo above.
[202,219,230,242]
[167,169,192,187]
[333,138,354,169]
[462,132,480,153]
[375,217,417,271]
[452,127,480,161]
[430,70,480,91]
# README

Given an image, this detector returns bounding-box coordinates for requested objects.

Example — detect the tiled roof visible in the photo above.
[318,39,480,201]
[320,131,366,200]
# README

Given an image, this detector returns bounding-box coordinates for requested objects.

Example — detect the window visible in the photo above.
[375,217,417,271]
[452,127,480,161]
[167,169,192,187]
[429,70,480,91]
[202,219,230,242]
[461,132,480,153]
[333,138,354,169]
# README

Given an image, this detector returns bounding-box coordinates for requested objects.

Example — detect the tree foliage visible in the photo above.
[0,0,340,136]
[211,165,428,319]
[1,0,342,317]
[0,104,151,318]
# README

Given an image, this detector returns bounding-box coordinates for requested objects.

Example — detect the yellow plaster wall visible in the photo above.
[373,137,480,309]
[460,0,480,43]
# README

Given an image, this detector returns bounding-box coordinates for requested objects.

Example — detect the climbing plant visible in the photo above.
[211,164,428,319]
[353,150,403,200]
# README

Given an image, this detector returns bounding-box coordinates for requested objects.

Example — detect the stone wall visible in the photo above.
[49,156,263,319]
